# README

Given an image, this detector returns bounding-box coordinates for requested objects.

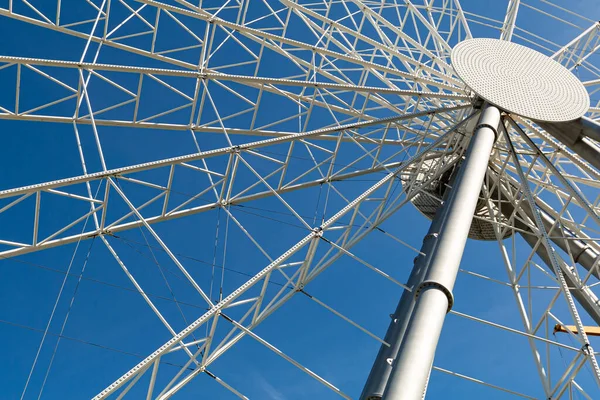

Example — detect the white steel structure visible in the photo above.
[0,1,599,399]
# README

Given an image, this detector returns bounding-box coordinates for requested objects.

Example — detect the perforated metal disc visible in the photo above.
[451,38,590,122]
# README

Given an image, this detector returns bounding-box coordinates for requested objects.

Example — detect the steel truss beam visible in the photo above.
[0,1,599,399]
[0,0,469,144]
[163,0,462,89]
[471,116,600,397]
[500,0,521,41]
[553,22,600,71]
[92,120,464,399]
[0,55,470,99]
[0,55,468,134]
[0,106,467,259]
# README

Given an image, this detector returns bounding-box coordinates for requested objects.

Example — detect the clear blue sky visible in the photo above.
[0,1,598,399]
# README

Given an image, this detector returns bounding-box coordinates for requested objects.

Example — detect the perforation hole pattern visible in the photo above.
[451,38,590,122]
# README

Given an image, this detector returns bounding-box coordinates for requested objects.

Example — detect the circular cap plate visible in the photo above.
[451,38,590,122]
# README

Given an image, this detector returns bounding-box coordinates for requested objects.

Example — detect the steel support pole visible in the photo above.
[360,197,449,400]
[537,120,600,171]
[382,105,500,400]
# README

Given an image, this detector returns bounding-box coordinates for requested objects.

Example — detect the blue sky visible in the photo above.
[0,1,599,399]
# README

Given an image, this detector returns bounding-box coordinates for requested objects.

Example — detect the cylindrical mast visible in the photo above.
[360,198,449,399]
[382,105,501,399]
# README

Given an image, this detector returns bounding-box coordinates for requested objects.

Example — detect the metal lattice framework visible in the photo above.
[0,0,599,399]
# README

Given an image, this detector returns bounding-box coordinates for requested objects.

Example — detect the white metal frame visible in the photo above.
[0,0,599,399]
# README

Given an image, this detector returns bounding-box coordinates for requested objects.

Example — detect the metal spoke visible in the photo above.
[0,1,599,399]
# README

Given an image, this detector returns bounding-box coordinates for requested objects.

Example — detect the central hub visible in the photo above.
[451,38,590,122]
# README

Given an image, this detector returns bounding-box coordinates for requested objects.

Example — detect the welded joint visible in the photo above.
[414,280,454,312]
[474,122,499,140]
[582,343,594,355]
[573,244,593,264]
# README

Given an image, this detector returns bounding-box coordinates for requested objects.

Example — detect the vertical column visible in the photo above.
[382,105,501,400]
[360,189,450,400]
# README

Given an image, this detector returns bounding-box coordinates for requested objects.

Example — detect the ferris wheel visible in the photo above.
[0,0,599,399]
